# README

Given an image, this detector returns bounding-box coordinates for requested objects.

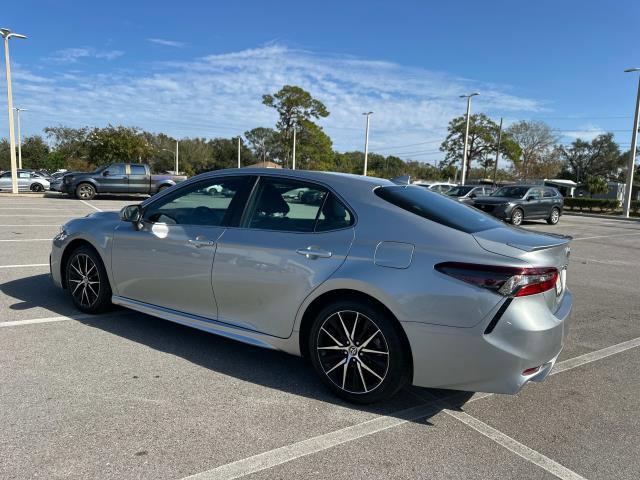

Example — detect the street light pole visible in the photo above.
[622,68,640,218]
[292,127,297,170]
[460,93,479,186]
[15,107,27,169]
[175,140,179,174]
[362,111,373,176]
[1,28,27,194]
[493,117,503,185]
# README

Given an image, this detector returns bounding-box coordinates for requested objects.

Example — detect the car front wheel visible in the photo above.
[76,183,96,200]
[510,208,524,226]
[309,299,410,404]
[65,245,112,313]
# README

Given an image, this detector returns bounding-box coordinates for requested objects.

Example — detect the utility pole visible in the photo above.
[1,28,27,194]
[493,117,503,185]
[15,107,27,169]
[459,93,479,185]
[622,68,640,218]
[175,140,179,174]
[237,136,241,168]
[292,127,297,170]
[362,112,373,176]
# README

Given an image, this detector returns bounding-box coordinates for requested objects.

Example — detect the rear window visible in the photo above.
[375,185,503,233]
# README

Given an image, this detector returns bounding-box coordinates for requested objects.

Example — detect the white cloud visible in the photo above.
[147,38,186,48]
[561,124,605,142]
[47,47,124,64]
[9,44,545,159]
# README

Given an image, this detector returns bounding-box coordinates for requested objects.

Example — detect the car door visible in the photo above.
[211,176,355,338]
[522,188,542,217]
[111,175,253,319]
[542,188,558,216]
[18,171,31,190]
[99,164,129,193]
[0,171,11,190]
[128,164,150,194]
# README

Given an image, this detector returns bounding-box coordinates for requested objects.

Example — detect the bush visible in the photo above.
[564,197,620,213]
[631,200,640,215]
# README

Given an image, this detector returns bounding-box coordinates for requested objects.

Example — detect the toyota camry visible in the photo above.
[51,169,572,403]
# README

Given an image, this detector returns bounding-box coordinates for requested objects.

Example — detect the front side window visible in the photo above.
[142,176,249,227]
[105,164,125,176]
[375,185,503,234]
[492,186,529,198]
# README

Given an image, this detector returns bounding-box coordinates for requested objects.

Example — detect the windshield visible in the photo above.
[446,186,474,197]
[491,186,529,198]
[375,185,503,233]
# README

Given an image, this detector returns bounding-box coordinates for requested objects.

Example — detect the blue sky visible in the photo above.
[2,0,639,162]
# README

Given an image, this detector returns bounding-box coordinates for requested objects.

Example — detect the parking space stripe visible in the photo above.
[0,224,62,227]
[573,232,640,241]
[179,335,640,480]
[443,410,585,480]
[0,263,48,269]
[80,200,102,212]
[0,315,82,327]
[0,238,51,242]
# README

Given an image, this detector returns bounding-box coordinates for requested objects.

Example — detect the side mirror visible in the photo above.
[120,204,142,224]
[526,196,535,201]
[469,193,476,198]
[103,170,110,177]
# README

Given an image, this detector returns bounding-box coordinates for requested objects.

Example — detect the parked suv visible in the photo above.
[446,185,495,203]
[472,185,563,226]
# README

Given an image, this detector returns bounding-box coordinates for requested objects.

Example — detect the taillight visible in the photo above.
[435,262,558,297]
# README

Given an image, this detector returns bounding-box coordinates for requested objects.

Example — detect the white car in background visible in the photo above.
[413,181,457,194]
[0,170,50,192]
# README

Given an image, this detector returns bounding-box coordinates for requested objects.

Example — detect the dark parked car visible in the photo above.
[472,185,563,226]
[446,185,495,203]
[60,163,186,200]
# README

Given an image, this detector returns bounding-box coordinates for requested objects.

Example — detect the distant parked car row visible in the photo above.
[0,169,51,192]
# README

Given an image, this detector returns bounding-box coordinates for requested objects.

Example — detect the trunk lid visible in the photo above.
[473,226,571,312]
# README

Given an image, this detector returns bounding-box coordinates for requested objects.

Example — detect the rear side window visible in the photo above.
[375,185,503,233]
[130,165,146,175]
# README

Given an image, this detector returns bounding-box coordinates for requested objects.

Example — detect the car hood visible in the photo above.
[472,196,520,205]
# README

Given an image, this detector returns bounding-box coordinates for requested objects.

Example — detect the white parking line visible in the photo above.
[0,315,84,328]
[573,232,640,241]
[179,335,640,480]
[0,207,92,211]
[1,224,62,227]
[0,239,51,242]
[0,263,48,269]
[444,409,585,480]
[0,214,83,217]
[80,200,102,212]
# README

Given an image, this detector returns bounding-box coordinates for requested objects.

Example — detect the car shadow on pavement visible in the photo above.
[1,272,475,419]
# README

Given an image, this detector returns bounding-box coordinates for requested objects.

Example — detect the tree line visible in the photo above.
[0,84,635,185]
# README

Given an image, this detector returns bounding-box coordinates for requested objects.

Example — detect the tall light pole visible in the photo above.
[493,117,503,185]
[459,93,479,185]
[15,107,27,169]
[1,28,27,194]
[362,111,373,176]
[622,68,640,218]
[292,126,297,170]
[175,140,179,173]
[237,136,241,168]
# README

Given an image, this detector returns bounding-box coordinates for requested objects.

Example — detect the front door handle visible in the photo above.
[188,238,215,248]
[296,247,332,259]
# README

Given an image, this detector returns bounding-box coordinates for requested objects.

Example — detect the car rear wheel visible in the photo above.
[309,299,410,404]
[510,208,524,226]
[547,207,560,225]
[30,183,44,192]
[65,246,112,313]
[76,183,96,200]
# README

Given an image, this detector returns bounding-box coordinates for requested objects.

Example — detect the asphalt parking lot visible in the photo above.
[1,193,639,480]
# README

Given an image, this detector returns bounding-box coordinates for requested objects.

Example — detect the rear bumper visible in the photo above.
[405,289,572,394]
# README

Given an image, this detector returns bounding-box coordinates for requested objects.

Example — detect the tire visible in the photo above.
[30,183,44,192]
[510,208,524,226]
[308,299,410,404]
[75,183,96,200]
[65,245,112,314]
[547,207,560,225]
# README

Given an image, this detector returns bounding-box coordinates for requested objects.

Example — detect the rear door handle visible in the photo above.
[188,238,215,248]
[296,247,332,259]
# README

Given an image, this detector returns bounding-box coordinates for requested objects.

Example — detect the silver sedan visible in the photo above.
[50,169,572,403]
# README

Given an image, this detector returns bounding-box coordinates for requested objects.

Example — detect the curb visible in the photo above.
[564,211,640,222]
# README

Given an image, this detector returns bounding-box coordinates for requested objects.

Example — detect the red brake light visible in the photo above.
[435,262,558,297]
